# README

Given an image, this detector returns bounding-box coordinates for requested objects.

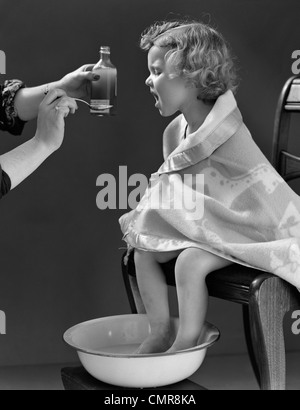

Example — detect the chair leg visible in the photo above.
[121,253,146,314]
[128,275,146,314]
[243,305,261,388]
[247,276,291,390]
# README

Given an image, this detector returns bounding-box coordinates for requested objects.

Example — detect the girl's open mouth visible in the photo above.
[150,91,160,107]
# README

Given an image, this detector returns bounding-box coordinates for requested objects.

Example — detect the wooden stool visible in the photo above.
[61,366,207,390]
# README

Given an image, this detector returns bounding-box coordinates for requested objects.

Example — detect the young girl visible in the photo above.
[119,20,300,354]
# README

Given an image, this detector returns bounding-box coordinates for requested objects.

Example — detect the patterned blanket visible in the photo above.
[119,91,300,289]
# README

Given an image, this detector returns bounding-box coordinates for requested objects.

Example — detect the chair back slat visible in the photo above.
[284,104,300,111]
[272,76,300,181]
[281,151,300,181]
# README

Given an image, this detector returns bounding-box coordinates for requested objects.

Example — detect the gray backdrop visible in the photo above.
[0,0,299,366]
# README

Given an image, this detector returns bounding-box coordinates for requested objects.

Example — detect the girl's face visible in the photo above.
[145,46,195,117]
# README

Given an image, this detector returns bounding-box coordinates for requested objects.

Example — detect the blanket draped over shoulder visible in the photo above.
[119,91,300,289]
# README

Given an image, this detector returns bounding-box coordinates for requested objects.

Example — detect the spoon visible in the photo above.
[74,98,113,111]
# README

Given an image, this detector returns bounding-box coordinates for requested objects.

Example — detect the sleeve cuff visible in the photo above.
[1,79,27,135]
[0,166,11,199]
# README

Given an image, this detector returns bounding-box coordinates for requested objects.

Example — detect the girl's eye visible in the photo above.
[153,69,161,76]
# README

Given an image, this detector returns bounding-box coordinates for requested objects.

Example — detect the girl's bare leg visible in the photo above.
[167,248,232,353]
[134,249,181,354]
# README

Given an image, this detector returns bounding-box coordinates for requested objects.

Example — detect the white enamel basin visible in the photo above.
[63,314,220,388]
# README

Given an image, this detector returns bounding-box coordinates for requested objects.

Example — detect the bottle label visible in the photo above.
[91,65,117,116]
[90,99,112,114]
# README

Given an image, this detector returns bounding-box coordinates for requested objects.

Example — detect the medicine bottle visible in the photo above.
[90,46,117,116]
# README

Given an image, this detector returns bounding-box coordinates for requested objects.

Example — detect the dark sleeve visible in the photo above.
[0,79,27,135]
[0,165,11,199]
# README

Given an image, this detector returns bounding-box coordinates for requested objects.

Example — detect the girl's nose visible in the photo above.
[145,75,153,87]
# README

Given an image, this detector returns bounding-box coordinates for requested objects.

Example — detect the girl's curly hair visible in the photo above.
[140,20,239,103]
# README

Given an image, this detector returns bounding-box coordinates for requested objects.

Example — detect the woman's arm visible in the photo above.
[0,137,54,189]
[13,64,96,121]
[13,83,60,122]
[0,89,77,189]
[0,80,27,135]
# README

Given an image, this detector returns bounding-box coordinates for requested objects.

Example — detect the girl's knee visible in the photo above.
[175,248,228,283]
[176,248,206,269]
[134,249,180,265]
[175,249,204,284]
[134,249,151,266]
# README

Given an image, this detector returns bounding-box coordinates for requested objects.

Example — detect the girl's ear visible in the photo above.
[184,79,198,91]
[165,62,177,80]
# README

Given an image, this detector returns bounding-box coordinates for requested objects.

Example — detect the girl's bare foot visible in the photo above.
[135,325,175,354]
[166,335,199,354]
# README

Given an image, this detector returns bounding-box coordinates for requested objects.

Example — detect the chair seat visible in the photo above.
[206,265,273,304]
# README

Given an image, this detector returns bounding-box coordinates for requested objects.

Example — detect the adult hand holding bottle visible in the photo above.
[13,65,99,121]
[57,64,99,100]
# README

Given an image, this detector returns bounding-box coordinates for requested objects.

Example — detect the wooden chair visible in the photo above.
[121,75,300,390]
